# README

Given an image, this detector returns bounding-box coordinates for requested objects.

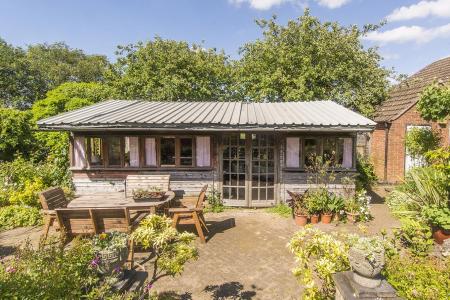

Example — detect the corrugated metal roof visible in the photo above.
[37,100,376,131]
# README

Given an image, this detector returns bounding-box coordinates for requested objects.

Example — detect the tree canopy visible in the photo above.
[0,108,34,161]
[417,83,450,122]
[233,11,390,116]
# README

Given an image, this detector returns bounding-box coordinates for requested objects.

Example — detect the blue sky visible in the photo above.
[1,0,449,76]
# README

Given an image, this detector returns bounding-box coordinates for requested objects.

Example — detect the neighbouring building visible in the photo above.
[371,57,450,183]
[37,100,375,207]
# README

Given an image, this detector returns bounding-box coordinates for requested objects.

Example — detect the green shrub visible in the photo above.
[8,178,45,206]
[206,189,224,213]
[421,206,450,231]
[265,203,292,218]
[405,127,441,160]
[355,156,377,190]
[393,218,433,257]
[0,205,43,230]
[384,255,450,300]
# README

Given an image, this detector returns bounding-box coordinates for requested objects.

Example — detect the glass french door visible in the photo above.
[222,133,276,207]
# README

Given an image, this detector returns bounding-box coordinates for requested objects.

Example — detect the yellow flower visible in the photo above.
[99,233,107,240]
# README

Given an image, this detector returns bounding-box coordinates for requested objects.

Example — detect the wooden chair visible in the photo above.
[169,185,209,243]
[38,187,69,243]
[55,207,146,268]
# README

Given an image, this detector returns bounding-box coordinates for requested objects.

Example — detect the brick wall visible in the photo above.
[370,104,449,183]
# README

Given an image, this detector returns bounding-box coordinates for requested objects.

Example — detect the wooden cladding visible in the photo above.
[72,134,211,169]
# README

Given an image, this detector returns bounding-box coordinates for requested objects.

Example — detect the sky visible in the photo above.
[1,0,450,76]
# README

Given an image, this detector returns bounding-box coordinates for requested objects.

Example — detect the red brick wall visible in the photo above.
[370,105,449,183]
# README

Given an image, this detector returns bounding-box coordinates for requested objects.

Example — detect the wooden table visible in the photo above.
[68,191,176,214]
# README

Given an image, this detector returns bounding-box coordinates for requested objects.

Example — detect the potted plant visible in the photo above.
[329,194,345,222]
[132,187,165,202]
[289,191,309,226]
[305,190,322,224]
[345,197,360,223]
[317,189,333,224]
[92,232,129,275]
[421,206,450,244]
[348,236,385,288]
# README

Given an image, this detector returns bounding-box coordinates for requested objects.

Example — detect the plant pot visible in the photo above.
[294,214,308,226]
[321,213,332,224]
[432,227,450,245]
[346,212,359,224]
[348,246,385,288]
[97,247,128,275]
[310,214,319,224]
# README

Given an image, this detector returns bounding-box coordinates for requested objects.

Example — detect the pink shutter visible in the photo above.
[128,137,139,167]
[196,136,211,167]
[286,137,300,168]
[342,138,353,168]
[74,136,86,168]
[145,138,156,166]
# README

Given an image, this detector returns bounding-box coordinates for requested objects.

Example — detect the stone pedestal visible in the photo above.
[333,271,401,299]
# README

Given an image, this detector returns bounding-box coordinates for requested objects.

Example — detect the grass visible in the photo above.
[265,203,292,218]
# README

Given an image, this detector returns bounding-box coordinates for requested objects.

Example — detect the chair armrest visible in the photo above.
[179,196,197,207]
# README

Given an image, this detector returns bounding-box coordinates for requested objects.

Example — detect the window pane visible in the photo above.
[304,139,318,167]
[323,138,337,165]
[124,137,139,167]
[160,138,175,165]
[337,138,344,166]
[108,137,121,166]
[145,138,157,166]
[180,137,193,166]
[87,137,103,166]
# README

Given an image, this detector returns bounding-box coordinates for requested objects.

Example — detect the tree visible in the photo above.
[106,37,233,101]
[405,127,441,160]
[233,10,390,116]
[417,83,450,122]
[26,42,109,91]
[0,38,46,109]
[0,108,34,161]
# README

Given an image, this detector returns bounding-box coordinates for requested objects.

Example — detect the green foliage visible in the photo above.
[328,194,345,215]
[289,226,352,299]
[405,127,441,160]
[351,236,384,263]
[107,37,233,101]
[425,147,450,179]
[206,189,224,213]
[383,254,450,300]
[304,189,326,215]
[0,205,43,230]
[421,206,450,230]
[92,232,128,252]
[355,156,377,190]
[265,203,292,218]
[417,82,450,121]
[234,10,390,116]
[0,238,98,299]
[0,108,34,161]
[393,218,433,257]
[132,215,198,284]
[387,167,449,217]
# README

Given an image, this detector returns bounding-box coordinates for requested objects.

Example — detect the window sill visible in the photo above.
[70,167,214,172]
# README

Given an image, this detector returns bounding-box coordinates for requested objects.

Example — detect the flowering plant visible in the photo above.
[350,236,384,264]
[92,232,128,252]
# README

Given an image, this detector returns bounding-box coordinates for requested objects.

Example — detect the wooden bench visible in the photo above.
[125,174,171,198]
[38,187,69,242]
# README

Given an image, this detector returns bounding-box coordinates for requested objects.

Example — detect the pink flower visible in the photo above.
[5,266,16,273]
[90,256,101,268]
[144,282,153,292]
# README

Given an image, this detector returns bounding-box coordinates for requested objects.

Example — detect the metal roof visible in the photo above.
[37,100,376,132]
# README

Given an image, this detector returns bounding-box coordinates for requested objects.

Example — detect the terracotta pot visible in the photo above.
[310,214,319,224]
[321,213,332,224]
[346,212,359,224]
[294,214,308,226]
[432,228,450,245]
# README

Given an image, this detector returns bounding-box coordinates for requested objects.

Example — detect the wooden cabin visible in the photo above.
[37,100,376,207]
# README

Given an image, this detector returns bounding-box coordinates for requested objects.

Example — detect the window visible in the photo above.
[304,138,318,167]
[160,137,176,166]
[73,136,87,168]
[108,137,122,166]
[196,136,211,167]
[286,137,300,168]
[323,138,337,165]
[86,137,103,166]
[124,137,139,167]
[179,137,193,166]
[145,137,157,166]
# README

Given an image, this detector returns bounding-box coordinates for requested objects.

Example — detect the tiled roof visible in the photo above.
[37,100,376,132]
[374,56,450,122]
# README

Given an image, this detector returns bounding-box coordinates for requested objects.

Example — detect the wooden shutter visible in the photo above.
[145,138,157,166]
[196,136,211,167]
[286,137,300,168]
[74,136,87,168]
[342,138,353,168]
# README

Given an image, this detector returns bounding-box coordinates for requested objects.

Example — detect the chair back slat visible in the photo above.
[56,208,95,235]
[39,187,68,210]
[91,208,130,233]
[125,174,171,197]
[195,185,208,208]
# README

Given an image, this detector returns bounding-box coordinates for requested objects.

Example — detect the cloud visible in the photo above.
[316,0,351,9]
[387,0,450,22]
[228,0,350,10]
[364,23,450,44]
